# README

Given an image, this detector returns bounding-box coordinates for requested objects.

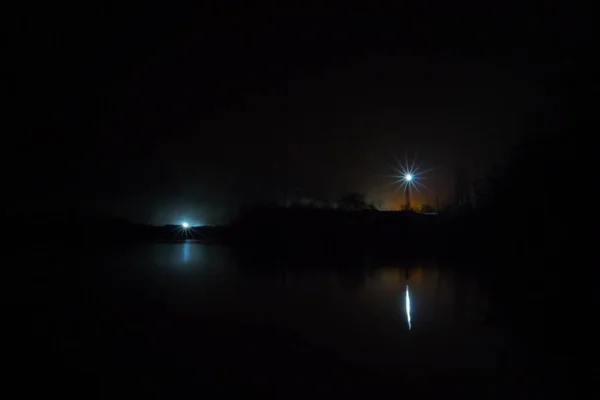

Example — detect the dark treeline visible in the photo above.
[4,131,574,262]
[228,131,572,264]
[458,130,580,385]
[229,130,580,363]
[6,121,581,394]
[449,135,573,261]
[2,215,228,244]
[231,205,442,256]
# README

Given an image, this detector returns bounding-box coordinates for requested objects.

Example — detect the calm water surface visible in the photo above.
[16,242,528,392]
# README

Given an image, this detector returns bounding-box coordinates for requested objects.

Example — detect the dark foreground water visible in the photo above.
[8,242,540,395]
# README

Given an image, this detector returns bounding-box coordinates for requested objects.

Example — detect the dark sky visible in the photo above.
[7,2,589,225]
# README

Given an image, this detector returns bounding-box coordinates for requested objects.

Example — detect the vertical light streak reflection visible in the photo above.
[183,241,190,264]
[406,284,411,330]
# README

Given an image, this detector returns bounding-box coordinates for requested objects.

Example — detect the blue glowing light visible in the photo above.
[182,222,189,228]
[183,242,190,263]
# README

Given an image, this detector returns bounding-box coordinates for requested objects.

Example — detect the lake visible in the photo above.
[10,241,533,395]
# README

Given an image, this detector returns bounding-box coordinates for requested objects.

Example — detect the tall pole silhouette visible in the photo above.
[404,173,413,211]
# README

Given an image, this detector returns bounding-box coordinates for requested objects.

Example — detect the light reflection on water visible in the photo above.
[147,249,490,328]
[406,284,411,330]
[358,265,489,330]
[149,241,208,268]
[114,245,507,374]
[183,242,190,264]
[141,247,492,333]
[20,242,521,388]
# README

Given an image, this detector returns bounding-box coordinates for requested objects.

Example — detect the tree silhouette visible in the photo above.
[338,193,369,211]
[472,133,573,258]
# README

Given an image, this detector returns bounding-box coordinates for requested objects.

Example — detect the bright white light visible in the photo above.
[385,154,432,197]
[182,222,189,228]
[406,285,411,330]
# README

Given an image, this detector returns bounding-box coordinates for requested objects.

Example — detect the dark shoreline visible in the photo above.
[3,210,499,264]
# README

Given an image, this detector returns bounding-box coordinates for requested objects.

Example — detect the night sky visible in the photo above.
[7,3,588,225]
